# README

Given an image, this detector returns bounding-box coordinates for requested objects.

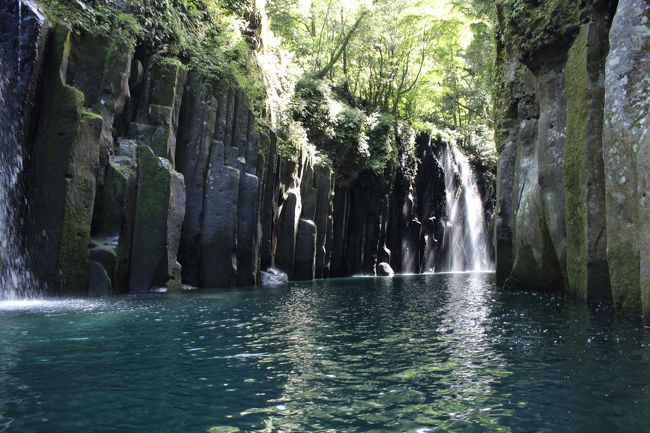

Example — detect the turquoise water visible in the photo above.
[0,273,648,433]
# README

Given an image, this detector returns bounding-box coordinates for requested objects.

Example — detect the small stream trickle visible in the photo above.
[438,144,493,272]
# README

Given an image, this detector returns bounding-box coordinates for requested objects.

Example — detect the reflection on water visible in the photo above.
[0,274,648,433]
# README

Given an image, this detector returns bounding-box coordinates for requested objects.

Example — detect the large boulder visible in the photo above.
[377,262,395,277]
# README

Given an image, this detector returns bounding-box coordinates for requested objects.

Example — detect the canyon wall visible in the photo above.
[494,0,650,321]
[2,1,494,297]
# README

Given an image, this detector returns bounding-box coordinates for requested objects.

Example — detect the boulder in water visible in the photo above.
[377,262,395,277]
[260,268,289,286]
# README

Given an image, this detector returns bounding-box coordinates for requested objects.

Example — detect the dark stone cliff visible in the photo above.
[2,1,495,297]
[494,0,650,322]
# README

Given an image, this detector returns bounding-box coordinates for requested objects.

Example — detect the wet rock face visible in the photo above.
[495,0,650,321]
[603,0,650,320]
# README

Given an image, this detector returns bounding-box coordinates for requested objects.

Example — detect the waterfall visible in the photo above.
[0,0,41,299]
[438,144,493,272]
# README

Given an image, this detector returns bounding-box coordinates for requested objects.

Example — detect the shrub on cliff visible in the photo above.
[38,0,265,111]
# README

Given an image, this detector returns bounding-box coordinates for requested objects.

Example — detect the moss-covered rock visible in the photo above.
[130,55,188,164]
[26,27,102,295]
[498,0,583,70]
[564,18,612,303]
[129,145,186,292]
[603,0,650,319]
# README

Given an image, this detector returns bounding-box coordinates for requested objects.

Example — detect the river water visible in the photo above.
[0,273,647,432]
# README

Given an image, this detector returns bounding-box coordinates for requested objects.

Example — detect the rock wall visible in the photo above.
[2,1,495,296]
[494,0,650,321]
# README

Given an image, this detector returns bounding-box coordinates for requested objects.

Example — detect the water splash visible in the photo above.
[0,0,41,299]
[438,144,493,272]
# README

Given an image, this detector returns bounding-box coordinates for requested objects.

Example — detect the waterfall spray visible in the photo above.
[0,0,42,299]
[438,143,493,272]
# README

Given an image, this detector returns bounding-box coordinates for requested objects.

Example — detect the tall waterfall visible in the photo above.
[438,144,493,272]
[0,0,41,299]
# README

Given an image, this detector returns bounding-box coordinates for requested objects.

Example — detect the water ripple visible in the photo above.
[0,274,647,432]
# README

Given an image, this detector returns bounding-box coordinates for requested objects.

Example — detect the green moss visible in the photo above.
[38,0,142,47]
[135,146,171,223]
[564,25,589,301]
[497,0,584,62]
[81,110,103,122]
[150,56,186,107]
[38,0,266,118]
[60,178,93,293]
[30,28,86,292]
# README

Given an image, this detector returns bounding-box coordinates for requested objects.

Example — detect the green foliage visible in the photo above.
[497,0,583,61]
[276,119,308,162]
[268,0,497,131]
[293,77,337,143]
[291,77,376,181]
[333,106,369,159]
[366,113,397,175]
[38,0,142,46]
[38,0,265,112]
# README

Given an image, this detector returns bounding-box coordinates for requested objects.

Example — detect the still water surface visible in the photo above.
[0,273,648,433]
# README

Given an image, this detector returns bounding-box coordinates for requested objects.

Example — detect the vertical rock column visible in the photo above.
[603,0,650,320]
[129,146,185,292]
[199,87,241,288]
[129,56,187,163]
[27,28,103,294]
[314,164,333,278]
[564,5,612,302]
[536,65,569,286]
[127,55,187,292]
[259,132,279,272]
[176,75,217,285]
[236,111,262,286]
[506,66,565,291]
[293,159,322,280]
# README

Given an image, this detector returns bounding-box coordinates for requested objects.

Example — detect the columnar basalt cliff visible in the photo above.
[494,0,650,321]
[1,0,495,298]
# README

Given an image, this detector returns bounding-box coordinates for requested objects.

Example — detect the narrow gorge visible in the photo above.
[0,0,496,298]
[0,1,649,432]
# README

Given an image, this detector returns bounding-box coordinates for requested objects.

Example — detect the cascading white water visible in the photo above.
[0,0,39,299]
[438,144,493,272]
